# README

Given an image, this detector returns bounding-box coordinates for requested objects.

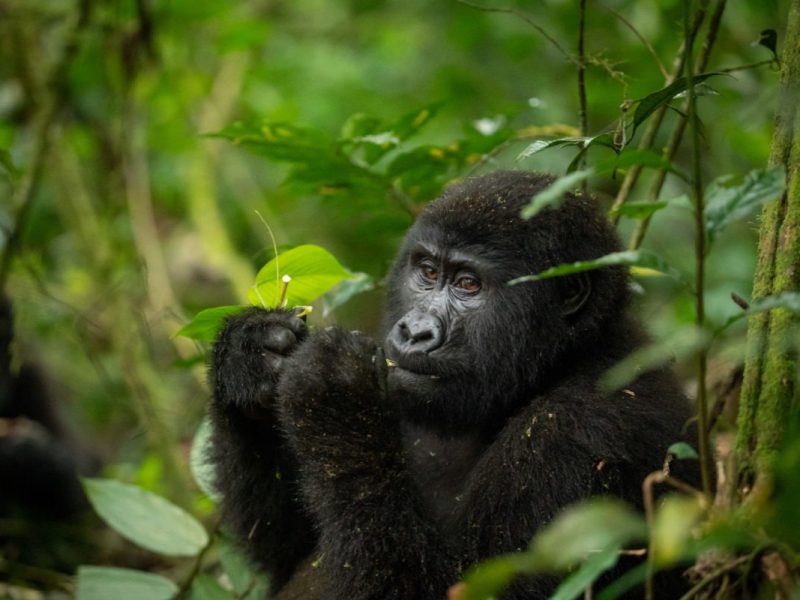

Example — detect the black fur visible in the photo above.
[208,171,701,599]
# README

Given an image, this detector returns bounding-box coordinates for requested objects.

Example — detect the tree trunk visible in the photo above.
[735,0,800,499]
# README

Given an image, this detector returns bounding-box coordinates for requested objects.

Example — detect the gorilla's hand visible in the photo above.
[211,307,307,418]
[277,328,397,452]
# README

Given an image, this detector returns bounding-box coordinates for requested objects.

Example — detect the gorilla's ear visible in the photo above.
[558,272,592,317]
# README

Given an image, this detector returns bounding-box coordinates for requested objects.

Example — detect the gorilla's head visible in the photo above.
[383,170,629,435]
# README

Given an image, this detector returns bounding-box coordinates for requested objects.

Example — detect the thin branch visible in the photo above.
[0,0,93,289]
[678,555,751,600]
[609,0,710,224]
[454,0,574,63]
[600,3,669,79]
[577,0,589,193]
[624,0,728,247]
[718,58,778,74]
[578,0,589,138]
[684,0,714,503]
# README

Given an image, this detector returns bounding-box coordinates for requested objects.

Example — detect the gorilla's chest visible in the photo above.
[401,426,486,527]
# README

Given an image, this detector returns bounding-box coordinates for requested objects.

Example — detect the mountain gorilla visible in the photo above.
[208,171,701,599]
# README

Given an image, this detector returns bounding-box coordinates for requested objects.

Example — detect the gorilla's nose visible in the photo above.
[392,311,444,355]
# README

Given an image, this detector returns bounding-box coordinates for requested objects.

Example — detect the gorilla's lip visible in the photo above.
[385,352,452,378]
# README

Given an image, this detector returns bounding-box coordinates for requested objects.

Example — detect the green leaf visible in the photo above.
[460,553,534,600]
[651,495,705,566]
[322,272,375,317]
[247,244,354,308]
[0,148,21,180]
[176,306,246,342]
[508,250,679,286]
[600,327,709,393]
[76,566,178,600]
[190,418,220,502]
[631,73,723,138]
[613,201,669,219]
[520,169,593,219]
[550,548,621,600]
[461,500,644,600]
[218,536,271,598]
[704,167,786,243]
[517,137,588,161]
[529,499,646,571]
[387,102,443,141]
[596,563,648,600]
[83,478,209,556]
[668,442,699,460]
[716,291,800,334]
[190,574,235,600]
[212,121,337,163]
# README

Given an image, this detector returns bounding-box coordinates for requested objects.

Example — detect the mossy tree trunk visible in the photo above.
[735,0,800,499]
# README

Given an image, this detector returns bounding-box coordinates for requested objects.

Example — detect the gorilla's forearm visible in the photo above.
[208,402,316,588]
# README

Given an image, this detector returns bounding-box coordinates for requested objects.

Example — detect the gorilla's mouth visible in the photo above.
[386,350,464,380]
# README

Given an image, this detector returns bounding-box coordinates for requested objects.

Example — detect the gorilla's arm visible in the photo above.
[458,371,693,598]
[208,308,316,588]
[277,327,463,600]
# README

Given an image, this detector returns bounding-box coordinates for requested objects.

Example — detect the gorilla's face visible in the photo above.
[382,171,629,435]
[383,220,551,436]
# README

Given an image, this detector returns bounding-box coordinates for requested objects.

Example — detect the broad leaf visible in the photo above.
[190,574,235,600]
[76,566,178,600]
[668,442,699,460]
[460,553,535,600]
[530,499,645,571]
[212,121,337,163]
[248,244,353,308]
[190,418,220,502]
[176,305,246,342]
[613,201,669,219]
[600,328,709,392]
[651,495,705,566]
[550,548,621,600]
[631,73,723,138]
[83,478,208,556]
[716,291,800,334]
[704,167,785,243]
[322,272,375,317]
[218,536,271,599]
[520,169,593,219]
[508,250,678,285]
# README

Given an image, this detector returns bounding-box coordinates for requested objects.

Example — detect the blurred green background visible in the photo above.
[0,0,789,587]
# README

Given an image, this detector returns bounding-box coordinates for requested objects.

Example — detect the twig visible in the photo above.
[642,467,707,600]
[0,0,93,289]
[577,0,589,193]
[678,555,750,600]
[609,1,710,224]
[718,58,778,74]
[454,0,573,63]
[625,0,728,248]
[601,3,669,79]
[684,0,714,504]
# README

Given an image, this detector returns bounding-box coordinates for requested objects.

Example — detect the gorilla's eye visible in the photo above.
[419,264,439,282]
[455,276,481,293]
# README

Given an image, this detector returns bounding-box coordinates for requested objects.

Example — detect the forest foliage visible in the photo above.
[1,0,799,598]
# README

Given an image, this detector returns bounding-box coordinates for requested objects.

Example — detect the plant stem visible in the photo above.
[684,0,713,502]
[626,0,727,250]
[609,0,709,224]
[577,0,589,193]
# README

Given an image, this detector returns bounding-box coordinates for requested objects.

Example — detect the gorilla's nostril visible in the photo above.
[392,311,444,354]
